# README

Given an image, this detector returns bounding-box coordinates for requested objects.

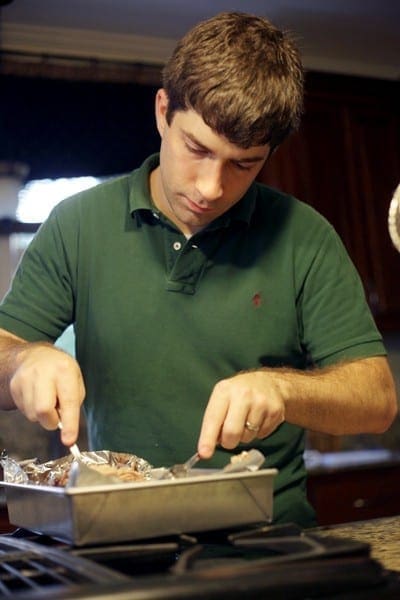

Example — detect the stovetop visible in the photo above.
[1,523,399,599]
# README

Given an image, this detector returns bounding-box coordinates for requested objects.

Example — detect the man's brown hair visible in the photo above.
[162,11,304,149]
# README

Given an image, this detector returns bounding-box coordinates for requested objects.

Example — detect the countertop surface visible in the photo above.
[305,449,400,474]
[315,516,400,571]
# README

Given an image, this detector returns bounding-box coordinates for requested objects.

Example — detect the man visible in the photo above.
[0,12,397,526]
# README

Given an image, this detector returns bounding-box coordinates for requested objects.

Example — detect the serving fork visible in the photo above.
[167,452,201,478]
[57,419,93,464]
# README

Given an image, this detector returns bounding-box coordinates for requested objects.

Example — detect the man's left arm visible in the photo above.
[198,356,398,458]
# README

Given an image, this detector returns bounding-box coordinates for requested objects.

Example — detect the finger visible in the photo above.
[56,371,85,447]
[240,417,262,443]
[246,406,285,441]
[198,390,230,459]
[218,400,250,449]
[33,378,59,429]
[11,370,57,426]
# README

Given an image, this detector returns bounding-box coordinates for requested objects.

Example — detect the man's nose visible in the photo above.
[195,160,224,201]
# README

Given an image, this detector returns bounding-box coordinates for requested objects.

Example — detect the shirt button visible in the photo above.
[173,241,182,251]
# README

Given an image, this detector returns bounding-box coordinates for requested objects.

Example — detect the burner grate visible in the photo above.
[0,537,129,597]
[0,526,397,599]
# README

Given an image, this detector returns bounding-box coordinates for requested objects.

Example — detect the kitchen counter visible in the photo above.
[315,515,400,571]
[305,448,400,474]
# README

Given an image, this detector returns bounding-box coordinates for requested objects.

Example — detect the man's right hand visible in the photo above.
[0,329,85,447]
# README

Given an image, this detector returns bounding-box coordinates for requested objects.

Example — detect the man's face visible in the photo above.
[150,89,270,237]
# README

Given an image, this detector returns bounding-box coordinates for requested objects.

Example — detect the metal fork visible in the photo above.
[168,452,200,478]
[57,419,91,464]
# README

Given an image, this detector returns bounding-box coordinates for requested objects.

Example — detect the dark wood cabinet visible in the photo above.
[344,103,400,328]
[307,463,400,525]
[0,505,13,533]
[258,73,400,331]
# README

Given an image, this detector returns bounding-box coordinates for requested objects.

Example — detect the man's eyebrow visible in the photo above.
[183,131,267,163]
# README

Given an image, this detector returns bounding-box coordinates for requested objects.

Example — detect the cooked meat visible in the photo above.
[89,463,145,482]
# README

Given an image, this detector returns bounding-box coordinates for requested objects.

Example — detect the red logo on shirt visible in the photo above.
[252,292,262,308]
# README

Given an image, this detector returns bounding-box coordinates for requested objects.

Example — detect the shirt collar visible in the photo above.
[128,153,257,228]
[128,153,159,214]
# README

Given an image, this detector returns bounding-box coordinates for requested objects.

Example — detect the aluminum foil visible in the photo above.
[0,450,153,488]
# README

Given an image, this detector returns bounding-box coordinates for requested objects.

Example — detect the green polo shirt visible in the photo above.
[0,154,385,527]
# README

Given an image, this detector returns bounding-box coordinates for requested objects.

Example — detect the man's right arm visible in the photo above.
[0,328,85,446]
[0,328,26,410]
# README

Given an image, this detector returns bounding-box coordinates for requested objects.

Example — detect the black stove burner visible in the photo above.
[1,524,399,599]
[0,534,130,597]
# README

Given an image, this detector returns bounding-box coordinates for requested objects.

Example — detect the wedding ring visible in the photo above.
[245,420,260,433]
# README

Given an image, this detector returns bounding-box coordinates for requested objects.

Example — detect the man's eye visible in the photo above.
[186,143,206,155]
[234,162,252,171]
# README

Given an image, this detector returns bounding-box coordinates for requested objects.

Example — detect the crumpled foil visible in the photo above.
[0,449,153,488]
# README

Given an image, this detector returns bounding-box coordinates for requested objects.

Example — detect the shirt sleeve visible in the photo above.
[0,207,76,342]
[298,225,386,367]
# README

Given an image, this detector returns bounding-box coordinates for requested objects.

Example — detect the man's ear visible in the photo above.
[155,88,169,137]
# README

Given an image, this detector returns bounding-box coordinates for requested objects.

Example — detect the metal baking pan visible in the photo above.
[1,468,277,546]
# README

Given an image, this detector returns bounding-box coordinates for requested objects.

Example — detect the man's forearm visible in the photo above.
[273,356,397,435]
[0,328,85,444]
[0,331,28,409]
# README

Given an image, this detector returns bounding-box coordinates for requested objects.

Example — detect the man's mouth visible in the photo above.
[186,197,213,214]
